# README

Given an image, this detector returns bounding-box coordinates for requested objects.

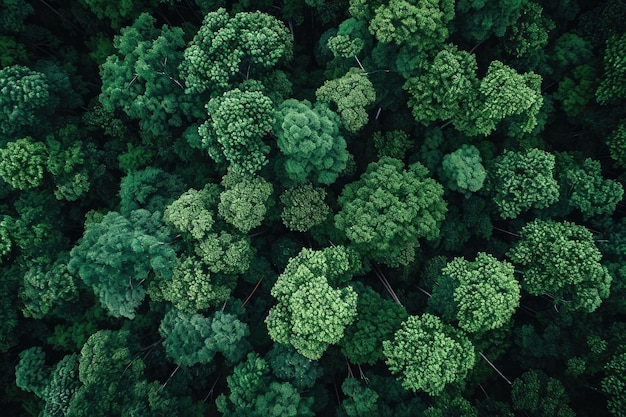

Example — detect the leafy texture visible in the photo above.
[219,169,273,233]
[383,314,476,395]
[280,184,331,232]
[335,157,446,267]
[508,219,612,312]
[0,137,47,189]
[440,145,486,196]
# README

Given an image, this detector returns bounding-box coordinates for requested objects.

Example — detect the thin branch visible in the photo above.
[158,365,181,393]
[203,375,221,402]
[479,352,512,385]
[493,226,519,238]
[374,265,403,306]
[242,270,267,307]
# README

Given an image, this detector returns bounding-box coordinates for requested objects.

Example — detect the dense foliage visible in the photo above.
[2,1,625,416]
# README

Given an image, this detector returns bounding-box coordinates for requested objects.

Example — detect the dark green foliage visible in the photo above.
[280,184,331,232]
[508,219,612,312]
[383,313,476,395]
[266,247,359,360]
[0,137,47,189]
[216,352,315,417]
[424,393,478,417]
[327,18,373,59]
[597,33,626,105]
[338,377,379,417]
[511,370,575,417]
[15,347,50,398]
[368,0,454,53]
[20,252,79,319]
[487,148,559,219]
[553,64,599,117]
[266,344,323,390]
[68,209,177,318]
[180,8,293,94]
[429,253,520,333]
[340,286,407,365]
[335,157,447,267]
[316,68,376,133]
[0,66,49,139]
[274,99,348,185]
[456,0,526,41]
[199,87,275,174]
[119,167,187,216]
[602,352,626,417]
[372,130,413,159]
[0,0,33,33]
[440,145,486,196]
[503,2,555,58]
[219,169,273,233]
[607,121,626,168]
[99,13,200,137]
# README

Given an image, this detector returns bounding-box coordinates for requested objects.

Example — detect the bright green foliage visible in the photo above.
[372,130,413,159]
[0,0,33,32]
[274,99,348,185]
[280,184,331,232]
[180,8,293,94]
[219,169,273,233]
[119,167,187,216]
[0,215,11,258]
[456,0,526,41]
[340,286,408,365]
[335,157,447,267]
[424,393,478,417]
[348,0,385,20]
[554,64,598,117]
[440,145,486,196]
[507,219,612,312]
[20,252,79,319]
[338,377,379,417]
[601,352,626,417]
[597,33,626,105]
[153,254,235,313]
[217,352,315,417]
[316,68,376,133]
[0,65,49,139]
[266,344,323,390]
[429,253,520,333]
[382,314,476,395]
[163,186,217,240]
[195,231,253,275]
[368,0,454,53]
[474,61,543,136]
[68,209,177,319]
[511,370,575,417]
[488,148,559,219]
[559,156,624,219]
[200,87,275,174]
[327,18,373,58]
[15,347,51,398]
[0,137,47,189]
[504,2,555,58]
[608,122,626,168]
[266,247,359,360]
[403,45,479,131]
[99,13,200,137]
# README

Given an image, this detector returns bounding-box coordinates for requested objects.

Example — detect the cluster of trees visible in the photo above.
[1,0,626,415]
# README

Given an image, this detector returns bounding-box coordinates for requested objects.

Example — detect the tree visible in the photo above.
[429,253,520,333]
[274,99,348,185]
[372,130,413,160]
[180,8,293,95]
[338,377,379,417]
[440,145,486,196]
[455,0,527,42]
[511,370,575,417]
[0,65,49,139]
[99,13,201,137]
[368,0,454,54]
[382,314,476,395]
[487,148,559,219]
[340,286,408,365]
[503,2,555,58]
[163,185,218,241]
[118,167,187,216]
[403,45,479,131]
[601,352,626,417]
[266,344,323,390]
[15,347,51,399]
[596,33,626,105]
[607,121,626,168]
[266,247,359,360]
[199,87,275,174]
[0,0,33,33]
[335,157,447,267]
[474,60,543,136]
[218,169,273,233]
[316,68,376,133]
[216,352,315,417]
[280,184,331,232]
[0,137,47,190]
[507,219,612,312]
[68,209,177,319]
